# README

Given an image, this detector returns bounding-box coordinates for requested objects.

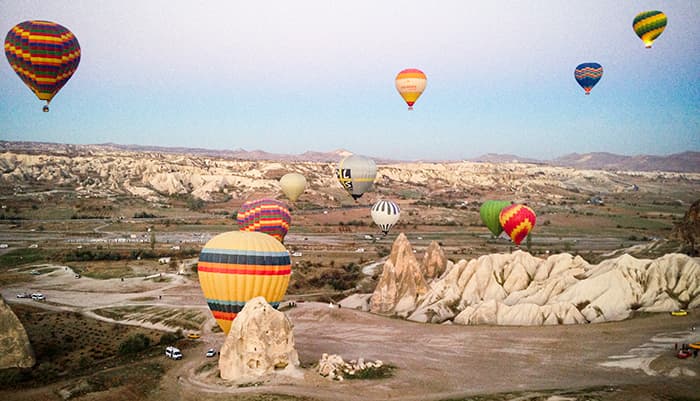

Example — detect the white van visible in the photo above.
[165,346,182,360]
[31,293,46,301]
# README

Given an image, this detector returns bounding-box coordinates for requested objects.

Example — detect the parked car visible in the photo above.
[16,292,31,298]
[187,332,201,340]
[165,346,182,360]
[31,293,46,301]
[206,348,217,358]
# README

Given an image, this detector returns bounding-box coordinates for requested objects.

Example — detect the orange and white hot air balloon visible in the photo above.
[395,68,427,110]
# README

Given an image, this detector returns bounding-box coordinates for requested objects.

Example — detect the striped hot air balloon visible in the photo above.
[574,63,603,95]
[371,200,400,235]
[198,231,291,334]
[499,204,536,246]
[395,68,427,110]
[633,11,667,48]
[237,198,291,242]
[336,155,377,200]
[479,200,511,237]
[4,20,81,112]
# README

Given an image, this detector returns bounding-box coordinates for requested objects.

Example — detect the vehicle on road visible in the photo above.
[16,292,31,298]
[206,348,217,357]
[187,332,201,340]
[31,293,45,301]
[165,346,182,360]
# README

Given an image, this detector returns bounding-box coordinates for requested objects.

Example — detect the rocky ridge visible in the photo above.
[362,234,700,325]
[2,148,698,203]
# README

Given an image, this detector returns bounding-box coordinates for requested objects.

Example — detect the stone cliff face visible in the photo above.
[370,233,428,317]
[673,198,700,255]
[219,296,300,382]
[364,235,700,326]
[0,295,35,369]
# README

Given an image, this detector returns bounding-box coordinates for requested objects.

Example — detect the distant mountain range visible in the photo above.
[1,141,698,172]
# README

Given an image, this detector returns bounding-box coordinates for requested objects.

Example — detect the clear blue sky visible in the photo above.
[1,1,698,161]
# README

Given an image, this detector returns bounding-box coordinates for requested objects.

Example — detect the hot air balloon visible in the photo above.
[633,11,667,48]
[279,173,306,202]
[574,63,603,95]
[237,198,291,242]
[198,231,291,334]
[4,20,81,112]
[336,155,377,200]
[371,200,400,235]
[395,68,427,110]
[479,200,511,237]
[499,204,536,246]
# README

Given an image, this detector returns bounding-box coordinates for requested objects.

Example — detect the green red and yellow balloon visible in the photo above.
[633,11,667,48]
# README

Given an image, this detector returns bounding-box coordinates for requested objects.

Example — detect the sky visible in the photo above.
[1,1,698,161]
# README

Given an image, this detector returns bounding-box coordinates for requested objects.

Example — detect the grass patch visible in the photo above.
[92,306,207,331]
[0,248,50,268]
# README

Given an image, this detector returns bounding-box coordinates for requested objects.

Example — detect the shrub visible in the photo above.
[118,333,151,355]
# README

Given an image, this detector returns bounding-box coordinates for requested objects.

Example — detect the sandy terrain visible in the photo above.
[3,264,699,401]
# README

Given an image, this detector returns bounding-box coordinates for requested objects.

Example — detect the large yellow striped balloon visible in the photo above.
[198,231,291,334]
[395,68,427,110]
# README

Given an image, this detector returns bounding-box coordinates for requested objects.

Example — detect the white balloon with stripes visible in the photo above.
[371,200,400,235]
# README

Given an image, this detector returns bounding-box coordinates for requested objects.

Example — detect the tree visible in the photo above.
[150,232,156,250]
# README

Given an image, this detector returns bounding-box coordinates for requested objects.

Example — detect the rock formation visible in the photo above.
[219,296,300,382]
[317,353,384,381]
[358,234,700,326]
[370,233,427,317]
[408,250,700,325]
[673,198,700,255]
[0,295,35,369]
[421,240,447,280]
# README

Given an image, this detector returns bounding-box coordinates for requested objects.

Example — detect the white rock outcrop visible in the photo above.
[406,250,700,325]
[370,233,427,317]
[317,353,384,381]
[219,296,300,382]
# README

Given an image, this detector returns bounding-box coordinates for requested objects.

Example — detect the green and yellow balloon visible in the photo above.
[633,11,667,49]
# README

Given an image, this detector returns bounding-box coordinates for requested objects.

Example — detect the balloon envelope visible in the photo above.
[336,155,377,200]
[237,198,291,242]
[371,200,400,235]
[499,204,536,246]
[633,10,667,48]
[4,20,81,111]
[279,173,306,202]
[198,231,291,334]
[395,68,427,110]
[574,63,603,95]
[479,200,511,237]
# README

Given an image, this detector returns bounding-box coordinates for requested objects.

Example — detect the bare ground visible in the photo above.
[2,264,699,401]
